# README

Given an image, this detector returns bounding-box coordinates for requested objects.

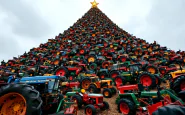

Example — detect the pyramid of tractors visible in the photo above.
[0,1,185,82]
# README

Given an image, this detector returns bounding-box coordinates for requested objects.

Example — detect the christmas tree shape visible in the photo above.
[0,0,184,79]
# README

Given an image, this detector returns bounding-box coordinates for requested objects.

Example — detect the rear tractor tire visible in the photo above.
[118,98,136,115]
[0,84,42,115]
[172,75,185,94]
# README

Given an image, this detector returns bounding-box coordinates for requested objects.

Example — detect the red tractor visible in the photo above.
[55,66,82,80]
[69,89,110,115]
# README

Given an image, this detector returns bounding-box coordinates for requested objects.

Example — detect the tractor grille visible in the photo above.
[98,97,103,103]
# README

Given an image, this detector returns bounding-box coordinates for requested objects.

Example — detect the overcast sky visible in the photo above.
[0,0,185,62]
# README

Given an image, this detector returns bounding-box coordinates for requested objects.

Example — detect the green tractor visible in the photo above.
[115,83,184,115]
[114,64,159,88]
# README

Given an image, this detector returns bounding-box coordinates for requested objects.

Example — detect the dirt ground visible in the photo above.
[77,93,120,115]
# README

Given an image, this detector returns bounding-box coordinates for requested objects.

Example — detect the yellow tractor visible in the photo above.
[79,75,116,98]
[169,65,185,94]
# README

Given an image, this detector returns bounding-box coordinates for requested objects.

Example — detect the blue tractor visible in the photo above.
[0,75,74,115]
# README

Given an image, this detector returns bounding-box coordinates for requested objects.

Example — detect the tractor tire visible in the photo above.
[99,71,108,79]
[88,84,98,93]
[102,61,110,69]
[100,101,109,111]
[0,84,42,115]
[146,65,158,74]
[54,66,69,77]
[159,68,166,75]
[85,104,96,115]
[118,98,136,115]
[72,95,83,108]
[102,88,112,98]
[111,87,117,95]
[152,105,185,115]
[88,63,97,71]
[87,55,96,63]
[178,90,185,102]
[172,75,185,94]
[80,77,91,89]
[139,72,156,89]
[153,74,161,86]
[109,70,120,79]
[115,76,126,87]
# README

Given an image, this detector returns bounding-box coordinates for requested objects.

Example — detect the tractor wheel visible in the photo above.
[152,105,185,115]
[111,87,117,95]
[99,71,108,79]
[118,98,136,115]
[85,104,96,115]
[178,90,185,102]
[154,74,161,86]
[159,68,166,75]
[88,63,97,71]
[146,65,158,74]
[100,101,109,111]
[80,77,91,89]
[139,73,156,88]
[79,49,86,55]
[87,56,96,63]
[88,84,98,93]
[72,95,83,108]
[120,56,127,62]
[115,76,126,87]
[102,61,110,69]
[109,70,119,79]
[53,59,60,65]
[55,66,69,77]
[0,84,42,115]
[172,75,185,94]
[102,88,112,98]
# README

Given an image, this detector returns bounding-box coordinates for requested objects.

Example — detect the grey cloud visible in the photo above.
[0,35,21,61]
[0,0,51,38]
[143,0,185,50]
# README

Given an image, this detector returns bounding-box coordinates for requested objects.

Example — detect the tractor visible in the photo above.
[50,92,78,115]
[54,65,82,81]
[66,89,110,115]
[98,61,129,79]
[78,75,116,98]
[115,83,185,115]
[168,64,185,94]
[0,75,76,115]
[114,64,158,89]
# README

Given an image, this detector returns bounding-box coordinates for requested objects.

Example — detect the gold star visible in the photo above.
[91,0,99,8]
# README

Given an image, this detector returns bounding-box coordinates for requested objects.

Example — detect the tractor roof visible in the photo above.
[19,75,61,84]
[88,94,103,97]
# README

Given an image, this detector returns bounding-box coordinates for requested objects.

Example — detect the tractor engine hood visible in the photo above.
[88,94,103,97]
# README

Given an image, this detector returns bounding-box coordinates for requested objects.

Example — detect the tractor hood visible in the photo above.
[101,80,111,82]
[88,94,103,97]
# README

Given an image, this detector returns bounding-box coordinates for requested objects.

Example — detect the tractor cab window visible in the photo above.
[48,79,60,93]
[129,65,140,72]
[92,78,99,82]
[53,80,59,91]
[48,79,55,93]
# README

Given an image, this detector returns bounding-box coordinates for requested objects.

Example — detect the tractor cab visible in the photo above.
[11,75,64,94]
[128,64,142,74]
